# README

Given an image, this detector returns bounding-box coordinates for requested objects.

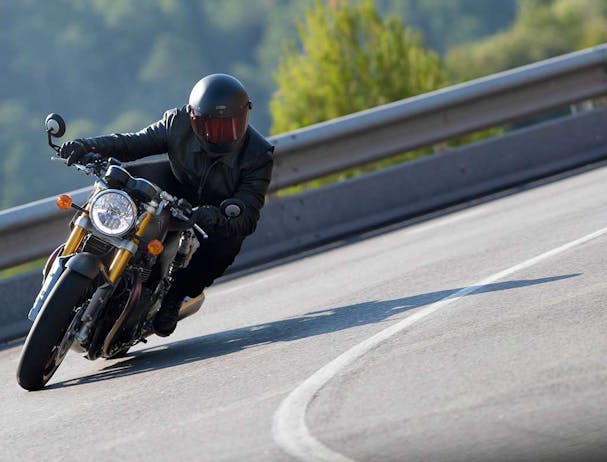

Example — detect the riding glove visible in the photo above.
[59,139,90,166]
[192,205,226,234]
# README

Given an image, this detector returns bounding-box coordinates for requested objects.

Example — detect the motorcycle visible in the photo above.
[16,113,243,391]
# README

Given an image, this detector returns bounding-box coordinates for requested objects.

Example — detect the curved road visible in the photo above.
[2,163,607,461]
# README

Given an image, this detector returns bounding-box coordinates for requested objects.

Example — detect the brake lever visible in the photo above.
[160,191,209,239]
[193,224,208,240]
[169,206,208,240]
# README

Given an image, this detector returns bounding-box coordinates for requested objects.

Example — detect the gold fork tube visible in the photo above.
[61,223,87,256]
[107,212,153,284]
[59,188,100,257]
[108,249,132,284]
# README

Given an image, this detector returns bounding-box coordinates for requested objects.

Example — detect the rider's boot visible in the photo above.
[153,292,183,337]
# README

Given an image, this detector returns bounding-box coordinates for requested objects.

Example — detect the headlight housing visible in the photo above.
[89,189,137,237]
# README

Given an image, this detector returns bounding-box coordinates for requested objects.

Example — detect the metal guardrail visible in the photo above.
[269,44,607,190]
[242,105,607,270]
[1,44,607,271]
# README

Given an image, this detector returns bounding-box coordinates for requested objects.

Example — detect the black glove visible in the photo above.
[59,139,90,166]
[191,205,226,233]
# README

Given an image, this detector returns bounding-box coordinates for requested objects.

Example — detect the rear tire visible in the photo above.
[106,346,131,359]
[17,269,91,391]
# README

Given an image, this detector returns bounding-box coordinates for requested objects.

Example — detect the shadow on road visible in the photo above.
[47,274,579,389]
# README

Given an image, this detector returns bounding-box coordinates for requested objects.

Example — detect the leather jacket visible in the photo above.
[83,106,274,238]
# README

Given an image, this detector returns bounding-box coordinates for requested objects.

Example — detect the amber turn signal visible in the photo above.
[56,194,73,210]
[147,239,164,256]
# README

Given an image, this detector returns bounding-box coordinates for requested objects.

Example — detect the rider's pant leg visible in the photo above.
[169,235,243,298]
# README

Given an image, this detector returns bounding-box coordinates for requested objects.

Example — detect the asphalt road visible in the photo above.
[1,163,607,461]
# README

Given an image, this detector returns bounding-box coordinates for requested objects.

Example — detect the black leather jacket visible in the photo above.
[83,106,274,238]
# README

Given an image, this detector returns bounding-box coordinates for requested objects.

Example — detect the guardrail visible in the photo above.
[1,44,607,271]
[269,43,607,189]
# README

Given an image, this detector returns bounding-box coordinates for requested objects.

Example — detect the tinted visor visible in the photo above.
[190,111,249,146]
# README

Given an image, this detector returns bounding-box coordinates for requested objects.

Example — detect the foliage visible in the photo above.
[270,0,445,134]
[445,0,607,81]
[0,259,45,281]
[270,0,449,195]
[4,0,597,209]
[0,0,303,209]
[376,0,516,54]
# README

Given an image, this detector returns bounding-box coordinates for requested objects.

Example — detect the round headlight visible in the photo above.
[89,190,137,236]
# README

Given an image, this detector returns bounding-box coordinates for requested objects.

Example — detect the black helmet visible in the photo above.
[187,74,252,155]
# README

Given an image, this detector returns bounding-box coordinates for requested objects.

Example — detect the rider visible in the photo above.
[59,74,274,336]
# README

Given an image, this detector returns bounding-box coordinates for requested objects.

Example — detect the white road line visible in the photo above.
[272,226,607,462]
[403,207,487,237]
[210,273,281,297]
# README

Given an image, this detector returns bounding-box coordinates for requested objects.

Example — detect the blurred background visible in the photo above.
[1,0,605,210]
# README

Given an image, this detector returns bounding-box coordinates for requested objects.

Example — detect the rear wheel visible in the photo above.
[106,346,131,359]
[17,269,92,391]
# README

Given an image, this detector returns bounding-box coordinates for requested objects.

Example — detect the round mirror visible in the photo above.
[45,113,66,138]
[220,198,245,218]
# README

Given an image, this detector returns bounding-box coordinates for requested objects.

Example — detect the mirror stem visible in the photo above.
[47,133,61,153]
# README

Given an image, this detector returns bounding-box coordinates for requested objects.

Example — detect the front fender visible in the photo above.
[65,253,104,280]
[29,253,105,322]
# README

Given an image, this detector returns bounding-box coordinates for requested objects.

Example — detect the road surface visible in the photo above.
[1,163,607,461]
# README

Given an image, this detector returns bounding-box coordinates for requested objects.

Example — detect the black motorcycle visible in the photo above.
[16,114,242,391]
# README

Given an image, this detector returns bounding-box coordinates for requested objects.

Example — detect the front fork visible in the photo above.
[107,211,153,283]
[30,211,153,323]
[62,210,153,283]
[73,211,154,344]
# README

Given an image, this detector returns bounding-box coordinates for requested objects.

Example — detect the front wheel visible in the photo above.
[17,269,92,391]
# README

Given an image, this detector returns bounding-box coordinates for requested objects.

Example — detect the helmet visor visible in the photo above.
[190,111,249,146]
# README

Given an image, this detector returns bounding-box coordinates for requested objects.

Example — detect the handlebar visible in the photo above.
[159,191,208,239]
[80,152,102,164]
[46,114,208,238]
[54,152,208,239]
[51,152,113,175]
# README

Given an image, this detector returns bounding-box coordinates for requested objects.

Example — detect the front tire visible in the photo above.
[17,269,92,391]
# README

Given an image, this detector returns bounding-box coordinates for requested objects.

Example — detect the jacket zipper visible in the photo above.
[197,158,221,203]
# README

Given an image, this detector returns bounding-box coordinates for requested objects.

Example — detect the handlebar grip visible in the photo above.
[80,152,100,164]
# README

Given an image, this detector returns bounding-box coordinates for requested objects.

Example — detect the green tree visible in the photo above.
[270,0,445,134]
[445,0,607,81]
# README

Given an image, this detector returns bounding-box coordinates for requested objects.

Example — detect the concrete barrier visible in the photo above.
[0,271,42,343]
[239,105,607,266]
